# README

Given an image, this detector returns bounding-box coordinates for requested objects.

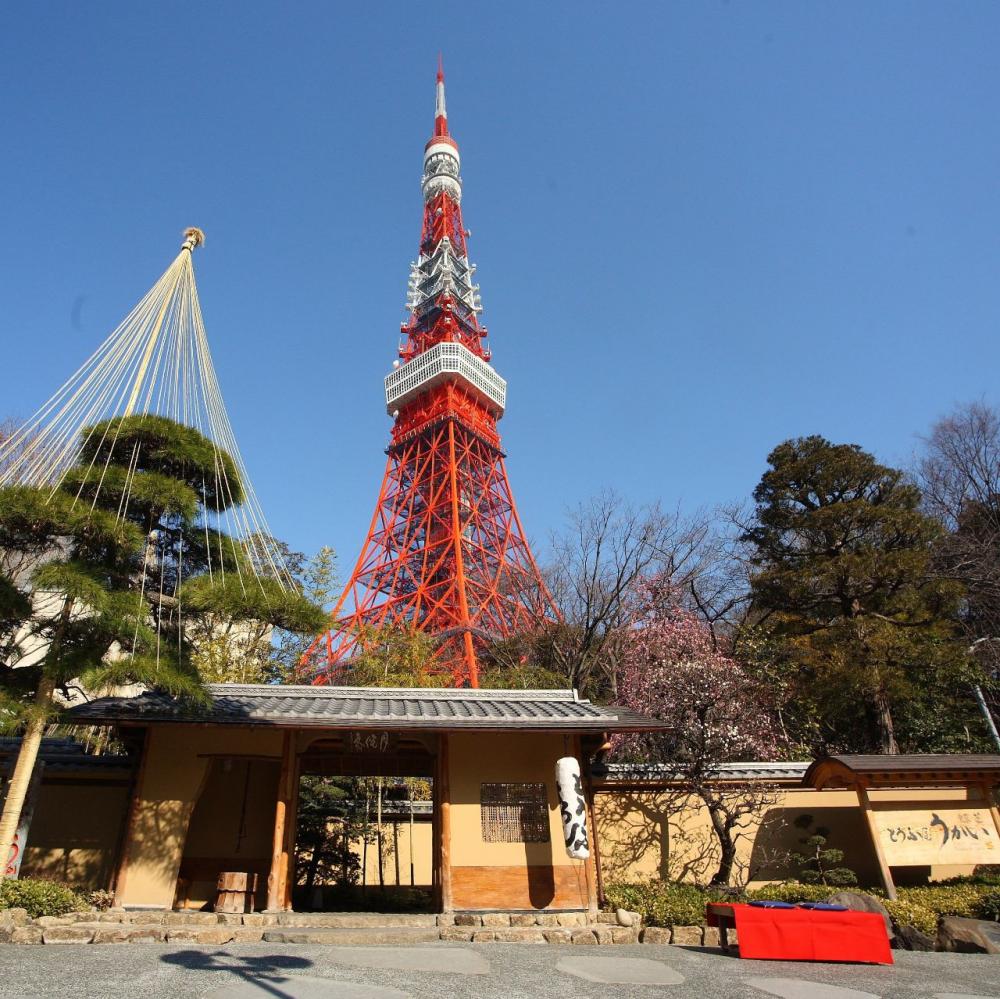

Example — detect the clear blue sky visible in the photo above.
[2,2,999,569]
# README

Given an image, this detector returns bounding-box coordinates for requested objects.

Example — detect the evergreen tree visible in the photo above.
[0,414,323,869]
[743,435,975,754]
[267,545,337,683]
[341,626,445,687]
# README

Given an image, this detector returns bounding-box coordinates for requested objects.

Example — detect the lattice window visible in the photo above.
[480,783,550,843]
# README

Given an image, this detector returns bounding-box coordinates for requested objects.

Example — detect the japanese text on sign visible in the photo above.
[345,731,398,754]
[874,808,998,865]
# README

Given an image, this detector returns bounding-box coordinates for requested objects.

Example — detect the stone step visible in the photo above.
[276,912,439,928]
[262,926,443,946]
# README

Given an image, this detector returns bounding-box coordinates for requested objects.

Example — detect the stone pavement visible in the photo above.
[0,941,997,998]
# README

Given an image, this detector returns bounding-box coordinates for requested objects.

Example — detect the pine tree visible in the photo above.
[0,414,324,870]
[743,436,972,754]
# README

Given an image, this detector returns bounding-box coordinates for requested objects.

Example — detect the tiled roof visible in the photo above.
[823,754,1000,773]
[591,761,809,783]
[65,684,664,732]
[804,753,1000,788]
[0,737,133,777]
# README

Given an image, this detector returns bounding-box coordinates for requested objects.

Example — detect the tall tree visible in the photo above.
[918,403,1000,669]
[743,435,971,754]
[188,540,332,684]
[270,545,337,683]
[336,626,445,688]
[0,414,322,869]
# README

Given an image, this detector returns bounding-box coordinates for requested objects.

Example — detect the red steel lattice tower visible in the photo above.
[305,62,557,687]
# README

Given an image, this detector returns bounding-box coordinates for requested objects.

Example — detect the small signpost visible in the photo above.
[803,754,1000,900]
[874,807,998,866]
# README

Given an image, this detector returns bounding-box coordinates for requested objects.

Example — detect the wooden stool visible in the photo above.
[215,871,258,913]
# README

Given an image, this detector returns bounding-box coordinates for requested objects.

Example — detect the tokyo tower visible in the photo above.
[305,62,557,687]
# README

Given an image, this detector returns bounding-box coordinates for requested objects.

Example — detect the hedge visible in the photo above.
[0,879,86,919]
[605,879,1000,932]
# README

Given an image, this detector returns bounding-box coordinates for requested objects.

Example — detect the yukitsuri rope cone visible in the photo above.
[0,228,294,589]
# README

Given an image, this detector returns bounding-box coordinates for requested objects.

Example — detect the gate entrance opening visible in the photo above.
[292,732,437,912]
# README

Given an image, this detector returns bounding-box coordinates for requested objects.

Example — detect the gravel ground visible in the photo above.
[0,942,997,999]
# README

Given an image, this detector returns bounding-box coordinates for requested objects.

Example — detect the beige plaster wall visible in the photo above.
[595,784,981,888]
[119,725,283,908]
[22,783,129,889]
[354,819,433,887]
[447,732,577,869]
[447,733,592,910]
[176,757,281,909]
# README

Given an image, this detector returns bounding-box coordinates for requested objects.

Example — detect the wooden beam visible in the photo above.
[438,733,452,913]
[857,782,897,901]
[266,731,294,911]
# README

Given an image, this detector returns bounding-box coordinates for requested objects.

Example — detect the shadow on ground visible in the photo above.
[160,950,313,999]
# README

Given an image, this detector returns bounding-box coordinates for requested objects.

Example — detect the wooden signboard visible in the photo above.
[873,807,999,866]
[345,730,398,755]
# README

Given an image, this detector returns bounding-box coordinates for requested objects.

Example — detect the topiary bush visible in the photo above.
[0,879,86,918]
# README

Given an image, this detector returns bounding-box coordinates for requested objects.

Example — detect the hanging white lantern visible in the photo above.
[555,756,590,860]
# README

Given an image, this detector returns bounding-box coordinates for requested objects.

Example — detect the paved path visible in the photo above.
[0,942,997,999]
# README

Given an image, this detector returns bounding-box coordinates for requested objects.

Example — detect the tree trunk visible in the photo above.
[0,675,55,877]
[705,797,737,886]
[874,685,899,755]
[362,786,370,888]
[408,790,415,887]
[304,840,321,891]
[376,778,385,890]
[340,818,350,886]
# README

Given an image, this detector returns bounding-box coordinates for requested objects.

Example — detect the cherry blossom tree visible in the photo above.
[616,601,783,885]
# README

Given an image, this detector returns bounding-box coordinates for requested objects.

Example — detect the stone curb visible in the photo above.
[0,906,653,945]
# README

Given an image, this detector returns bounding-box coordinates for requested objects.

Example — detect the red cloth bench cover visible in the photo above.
[706,903,893,964]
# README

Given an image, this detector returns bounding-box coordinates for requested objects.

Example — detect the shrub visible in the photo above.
[0,879,86,919]
[884,884,999,934]
[896,884,985,921]
[85,889,115,912]
[972,866,1000,885]
[790,816,858,887]
[605,878,1000,932]
[747,882,833,904]
[884,898,937,936]
[605,881,737,927]
[977,888,1000,922]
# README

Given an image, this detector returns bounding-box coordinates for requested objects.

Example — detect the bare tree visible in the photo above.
[542,490,727,698]
[917,402,1000,665]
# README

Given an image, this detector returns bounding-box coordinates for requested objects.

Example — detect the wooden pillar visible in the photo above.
[437,733,453,912]
[857,782,896,900]
[982,781,1000,843]
[266,731,295,911]
[281,752,300,911]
